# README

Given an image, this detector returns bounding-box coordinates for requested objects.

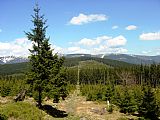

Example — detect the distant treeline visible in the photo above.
[66,62,160,87]
[1,59,160,87]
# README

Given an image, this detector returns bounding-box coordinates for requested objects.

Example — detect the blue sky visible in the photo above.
[0,0,160,56]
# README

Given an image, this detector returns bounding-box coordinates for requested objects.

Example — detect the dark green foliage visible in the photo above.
[119,88,136,114]
[26,5,67,107]
[113,86,122,107]
[46,67,68,102]
[1,86,11,97]
[81,84,105,101]
[104,83,114,101]
[0,114,8,120]
[64,56,133,68]
[0,75,26,97]
[0,62,29,75]
[132,86,143,111]
[138,86,159,119]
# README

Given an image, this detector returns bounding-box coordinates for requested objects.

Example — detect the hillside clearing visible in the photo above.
[0,86,138,120]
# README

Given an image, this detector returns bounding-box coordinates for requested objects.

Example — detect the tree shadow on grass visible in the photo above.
[42,105,68,118]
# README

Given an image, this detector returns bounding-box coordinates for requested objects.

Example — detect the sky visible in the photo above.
[0,0,160,56]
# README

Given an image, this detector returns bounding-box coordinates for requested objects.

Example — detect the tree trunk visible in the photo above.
[38,87,42,108]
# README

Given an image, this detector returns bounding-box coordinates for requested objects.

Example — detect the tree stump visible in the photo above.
[14,89,26,102]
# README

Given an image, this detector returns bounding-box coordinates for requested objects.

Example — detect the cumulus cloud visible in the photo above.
[142,51,148,54]
[125,25,137,30]
[66,47,89,54]
[68,35,127,54]
[141,50,152,54]
[112,25,118,29]
[93,46,127,54]
[69,13,108,25]
[0,35,128,56]
[63,36,127,54]
[91,35,127,54]
[107,35,127,47]
[139,32,160,40]
[77,36,111,46]
[0,38,32,56]
[0,38,66,57]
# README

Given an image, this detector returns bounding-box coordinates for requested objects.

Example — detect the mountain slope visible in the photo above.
[1,54,160,65]
[63,56,133,67]
[65,54,160,64]
[0,57,133,75]
[103,54,155,64]
[0,56,28,64]
[0,62,30,75]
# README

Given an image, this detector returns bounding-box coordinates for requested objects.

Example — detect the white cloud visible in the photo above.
[0,35,128,56]
[93,46,127,54]
[106,35,127,47]
[0,38,66,57]
[67,35,127,54]
[51,45,64,54]
[0,29,2,33]
[66,47,89,54]
[0,38,32,56]
[139,32,160,40]
[91,35,127,54]
[77,35,111,47]
[142,51,149,54]
[78,38,98,46]
[112,25,118,29]
[69,13,108,25]
[67,47,80,52]
[125,25,137,30]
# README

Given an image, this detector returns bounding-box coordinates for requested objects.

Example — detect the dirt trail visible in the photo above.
[56,84,137,120]
[57,84,108,120]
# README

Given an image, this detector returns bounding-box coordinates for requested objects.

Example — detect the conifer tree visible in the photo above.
[138,86,159,119]
[26,4,67,108]
[119,88,136,114]
[104,82,114,102]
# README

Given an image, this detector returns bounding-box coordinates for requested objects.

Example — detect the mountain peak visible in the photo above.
[0,56,28,64]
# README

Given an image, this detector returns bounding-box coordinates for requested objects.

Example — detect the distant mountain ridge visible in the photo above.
[65,54,160,64]
[103,54,157,64]
[0,56,28,64]
[1,54,160,65]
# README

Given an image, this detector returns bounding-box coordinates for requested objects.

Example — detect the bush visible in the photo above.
[0,102,45,120]
[0,114,8,120]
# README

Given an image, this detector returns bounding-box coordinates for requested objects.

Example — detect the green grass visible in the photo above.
[0,101,80,120]
[0,102,45,120]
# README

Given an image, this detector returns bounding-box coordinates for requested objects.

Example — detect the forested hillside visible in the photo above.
[0,62,29,75]
[64,56,133,67]
[0,57,132,75]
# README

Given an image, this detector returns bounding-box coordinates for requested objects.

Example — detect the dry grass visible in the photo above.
[0,87,138,120]
[54,86,138,120]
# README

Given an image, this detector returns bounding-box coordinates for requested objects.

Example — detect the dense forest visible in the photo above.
[0,60,160,119]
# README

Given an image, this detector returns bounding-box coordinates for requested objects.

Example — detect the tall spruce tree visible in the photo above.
[26,5,67,108]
